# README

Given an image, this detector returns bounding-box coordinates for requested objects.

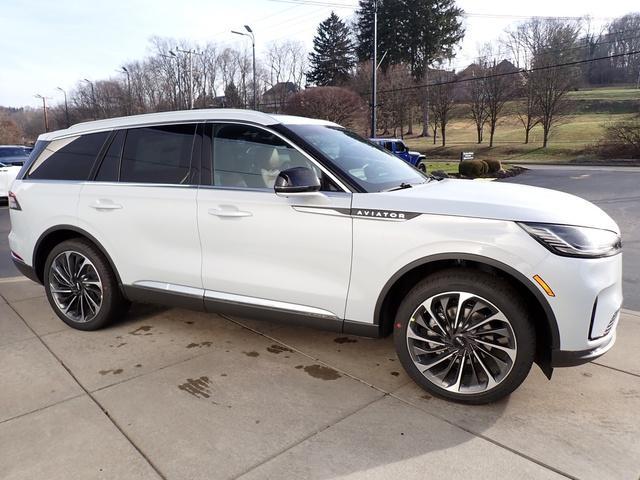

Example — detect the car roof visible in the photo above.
[369,138,403,142]
[37,109,342,142]
[0,145,31,149]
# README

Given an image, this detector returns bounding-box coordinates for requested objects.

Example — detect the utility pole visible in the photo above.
[370,0,378,138]
[56,87,70,128]
[177,47,200,109]
[83,78,97,119]
[34,94,51,132]
[120,66,132,115]
[161,51,180,108]
[232,25,257,110]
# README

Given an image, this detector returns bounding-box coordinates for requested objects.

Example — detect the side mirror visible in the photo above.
[274,167,321,195]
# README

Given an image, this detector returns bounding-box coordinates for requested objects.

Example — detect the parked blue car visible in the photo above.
[369,138,426,172]
[0,145,33,167]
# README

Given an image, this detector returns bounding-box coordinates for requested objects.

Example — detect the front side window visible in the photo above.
[120,124,196,184]
[285,125,426,192]
[213,124,325,190]
[27,132,109,180]
[395,141,407,153]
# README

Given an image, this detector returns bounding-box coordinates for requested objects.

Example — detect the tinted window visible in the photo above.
[213,124,320,189]
[95,130,125,182]
[286,125,426,192]
[0,147,31,157]
[120,124,195,184]
[27,132,108,180]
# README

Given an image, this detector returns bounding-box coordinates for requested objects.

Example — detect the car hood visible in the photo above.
[357,179,619,232]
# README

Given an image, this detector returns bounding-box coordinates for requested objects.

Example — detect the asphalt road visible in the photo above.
[1,165,638,309]
[502,165,640,311]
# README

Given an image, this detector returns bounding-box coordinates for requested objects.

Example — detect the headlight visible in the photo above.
[518,222,621,258]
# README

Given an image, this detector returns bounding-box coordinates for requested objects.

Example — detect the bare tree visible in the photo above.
[285,86,365,128]
[379,64,414,138]
[464,65,489,144]
[429,71,457,146]
[484,59,518,147]
[527,20,582,147]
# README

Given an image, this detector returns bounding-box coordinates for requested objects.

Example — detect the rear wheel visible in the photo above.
[418,162,427,173]
[393,269,535,404]
[44,238,129,331]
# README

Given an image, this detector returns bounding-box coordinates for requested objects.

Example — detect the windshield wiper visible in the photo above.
[385,182,414,192]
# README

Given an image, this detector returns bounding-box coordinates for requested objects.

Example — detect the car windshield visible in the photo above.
[286,125,426,192]
[0,147,30,157]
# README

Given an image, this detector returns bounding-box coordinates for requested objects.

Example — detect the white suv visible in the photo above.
[8,110,622,404]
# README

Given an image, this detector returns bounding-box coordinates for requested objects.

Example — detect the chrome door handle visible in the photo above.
[208,208,252,218]
[90,201,123,211]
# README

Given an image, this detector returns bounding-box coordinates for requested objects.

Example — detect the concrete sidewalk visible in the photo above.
[1,278,639,480]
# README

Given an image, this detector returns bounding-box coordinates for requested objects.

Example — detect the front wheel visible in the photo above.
[418,162,427,173]
[393,269,535,404]
[44,238,130,331]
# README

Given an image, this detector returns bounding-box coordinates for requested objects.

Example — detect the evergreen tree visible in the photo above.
[224,82,243,108]
[355,0,464,78]
[307,12,356,86]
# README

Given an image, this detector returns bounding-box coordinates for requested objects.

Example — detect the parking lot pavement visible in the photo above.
[502,165,640,311]
[1,279,639,480]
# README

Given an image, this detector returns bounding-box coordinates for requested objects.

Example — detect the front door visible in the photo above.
[197,123,352,324]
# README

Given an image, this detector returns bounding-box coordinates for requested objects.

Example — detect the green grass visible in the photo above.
[404,111,637,163]
[566,86,640,101]
[398,85,640,163]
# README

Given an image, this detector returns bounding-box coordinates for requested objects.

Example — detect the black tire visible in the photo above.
[44,238,130,331]
[393,268,535,404]
[418,162,427,173]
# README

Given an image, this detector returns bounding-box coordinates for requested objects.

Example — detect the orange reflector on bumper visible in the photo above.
[533,275,555,297]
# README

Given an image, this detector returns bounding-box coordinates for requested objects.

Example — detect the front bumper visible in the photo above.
[551,330,616,367]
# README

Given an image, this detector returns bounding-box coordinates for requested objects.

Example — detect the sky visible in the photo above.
[0,0,636,108]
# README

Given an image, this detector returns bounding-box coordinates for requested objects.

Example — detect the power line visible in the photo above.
[371,49,640,96]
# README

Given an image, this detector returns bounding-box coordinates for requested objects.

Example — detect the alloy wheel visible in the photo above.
[406,291,517,394]
[49,251,103,323]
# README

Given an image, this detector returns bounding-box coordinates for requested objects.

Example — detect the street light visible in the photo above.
[34,94,51,132]
[161,50,181,108]
[120,66,132,115]
[83,78,97,119]
[232,25,256,110]
[176,47,201,109]
[56,87,70,128]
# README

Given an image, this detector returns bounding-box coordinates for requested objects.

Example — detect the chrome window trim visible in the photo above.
[40,120,204,143]
[207,120,352,194]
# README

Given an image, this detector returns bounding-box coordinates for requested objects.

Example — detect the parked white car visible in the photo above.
[7,110,622,404]
[0,162,21,199]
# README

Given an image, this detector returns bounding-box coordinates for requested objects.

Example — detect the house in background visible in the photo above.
[261,82,299,113]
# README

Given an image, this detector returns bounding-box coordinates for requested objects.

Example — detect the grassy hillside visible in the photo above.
[403,86,640,163]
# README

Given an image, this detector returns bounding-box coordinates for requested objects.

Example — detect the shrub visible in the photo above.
[484,158,502,173]
[459,160,488,178]
[598,117,640,158]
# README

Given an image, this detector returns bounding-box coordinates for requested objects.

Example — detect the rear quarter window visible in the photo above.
[27,132,109,180]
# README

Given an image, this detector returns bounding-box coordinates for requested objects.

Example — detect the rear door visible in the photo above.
[78,123,202,290]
